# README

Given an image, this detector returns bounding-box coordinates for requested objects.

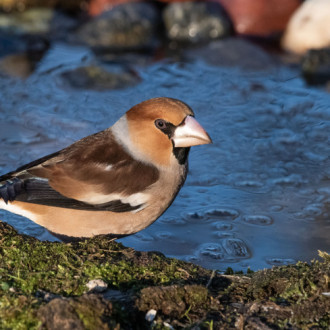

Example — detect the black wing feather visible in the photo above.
[0,177,142,212]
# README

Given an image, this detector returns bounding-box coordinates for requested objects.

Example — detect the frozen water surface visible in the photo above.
[0,43,329,270]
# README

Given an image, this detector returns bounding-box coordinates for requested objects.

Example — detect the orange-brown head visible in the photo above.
[113,97,212,166]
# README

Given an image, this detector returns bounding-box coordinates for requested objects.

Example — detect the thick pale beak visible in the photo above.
[172,116,212,148]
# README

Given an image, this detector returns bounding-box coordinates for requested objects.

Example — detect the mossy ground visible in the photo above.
[0,221,329,329]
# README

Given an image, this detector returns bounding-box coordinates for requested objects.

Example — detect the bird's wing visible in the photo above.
[0,130,159,212]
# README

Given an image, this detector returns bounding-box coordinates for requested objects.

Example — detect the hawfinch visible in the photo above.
[0,97,211,241]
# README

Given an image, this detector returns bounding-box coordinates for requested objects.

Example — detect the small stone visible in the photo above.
[301,48,330,85]
[163,1,232,43]
[321,292,330,297]
[282,0,330,55]
[145,309,157,322]
[86,279,108,292]
[218,0,300,37]
[163,322,174,330]
[0,0,86,12]
[76,2,161,51]
[0,8,77,36]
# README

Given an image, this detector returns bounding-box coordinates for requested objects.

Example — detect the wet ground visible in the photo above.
[0,41,329,271]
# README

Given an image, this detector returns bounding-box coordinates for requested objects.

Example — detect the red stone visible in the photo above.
[88,0,140,16]
[216,0,301,37]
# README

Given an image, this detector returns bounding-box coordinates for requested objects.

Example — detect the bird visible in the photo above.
[0,97,212,241]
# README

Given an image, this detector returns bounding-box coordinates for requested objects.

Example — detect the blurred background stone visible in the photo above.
[282,0,330,55]
[163,1,232,44]
[302,48,330,85]
[88,0,140,16]
[217,0,301,37]
[0,0,87,12]
[0,8,77,36]
[76,2,161,51]
[0,33,49,78]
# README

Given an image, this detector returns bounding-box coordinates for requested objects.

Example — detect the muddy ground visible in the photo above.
[0,221,329,329]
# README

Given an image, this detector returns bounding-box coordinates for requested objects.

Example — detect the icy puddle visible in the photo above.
[0,43,329,271]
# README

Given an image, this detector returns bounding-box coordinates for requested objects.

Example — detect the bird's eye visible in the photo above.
[155,119,167,130]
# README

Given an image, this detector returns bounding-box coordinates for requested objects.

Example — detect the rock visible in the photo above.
[0,8,77,38]
[37,298,85,330]
[163,1,232,43]
[37,294,114,330]
[282,0,330,55]
[217,0,300,37]
[0,0,87,12]
[145,309,157,322]
[86,279,108,292]
[0,54,35,78]
[185,38,276,71]
[301,48,330,85]
[61,65,140,90]
[0,35,49,78]
[88,0,140,16]
[137,285,209,318]
[76,2,161,51]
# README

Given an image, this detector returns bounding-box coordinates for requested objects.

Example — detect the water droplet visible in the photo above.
[235,180,263,188]
[204,208,239,220]
[199,243,224,260]
[243,215,273,226]
[213,223,233,231]
[270,205,283,212]
[134,233,154,242]
[266,258,296,266]
[156,231,173,239]
[159,217,186,225]
[273,174,306,186]
[183,211,204,221]
[213,231,235,239]
[222,238,250,258]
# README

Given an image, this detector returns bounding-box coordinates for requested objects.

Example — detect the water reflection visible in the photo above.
[0,43,329,271]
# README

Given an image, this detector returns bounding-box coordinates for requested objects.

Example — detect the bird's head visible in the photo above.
[112,97,212,167]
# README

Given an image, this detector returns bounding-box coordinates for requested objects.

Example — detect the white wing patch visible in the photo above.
[78,191,150,209]
[94,163,113,171]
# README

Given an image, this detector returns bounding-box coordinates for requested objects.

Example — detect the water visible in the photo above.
[0,43,329,271]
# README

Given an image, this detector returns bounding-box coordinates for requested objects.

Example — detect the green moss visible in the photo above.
[0,222,329,329]
[0,222,204,297]
[0,293,41,329]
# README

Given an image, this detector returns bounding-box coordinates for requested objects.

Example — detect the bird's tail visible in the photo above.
[0,177,24,204]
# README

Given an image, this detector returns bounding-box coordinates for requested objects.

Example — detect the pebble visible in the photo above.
[282,0,330,54]
[86,279,108,292]
[217,0,300,37]
[0,0,86,12]
[0,8,77,37]
[145,309,157,322]
[301,48,330,85]
[243,215,273,226]
[163,1,232,43]
[163,322,174,330]
[76,2,161,51]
